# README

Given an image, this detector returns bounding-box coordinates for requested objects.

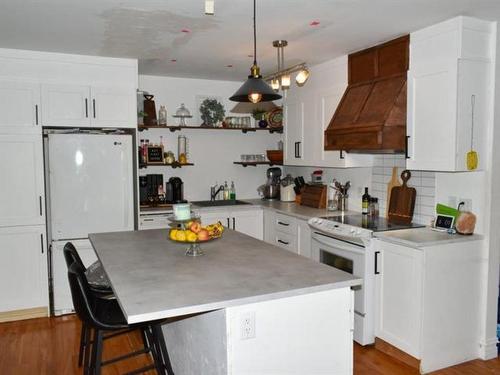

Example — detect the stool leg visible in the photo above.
[144,327,165,375]
[84,327,93,375]
[78,322,86,367]
[153,324,175,375]
[90,329,103,375]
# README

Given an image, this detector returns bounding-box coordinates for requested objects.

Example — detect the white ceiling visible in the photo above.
[0,0,499,81]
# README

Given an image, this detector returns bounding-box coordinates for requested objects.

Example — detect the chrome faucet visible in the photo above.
[210,183,224,201]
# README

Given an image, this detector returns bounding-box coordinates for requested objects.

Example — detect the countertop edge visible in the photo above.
[126,278,363,324]
[374,229,484,249]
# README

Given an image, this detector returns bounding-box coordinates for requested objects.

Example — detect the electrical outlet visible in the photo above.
[240,312,256,340]
[459,198,472,212]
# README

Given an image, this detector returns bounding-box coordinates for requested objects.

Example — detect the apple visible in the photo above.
[189,221,202,234]
[197,229,210,241]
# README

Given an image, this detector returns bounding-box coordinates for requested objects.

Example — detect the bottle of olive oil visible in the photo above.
[362,187,370,215]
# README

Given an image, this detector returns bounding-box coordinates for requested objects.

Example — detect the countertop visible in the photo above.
[89,229,362,324]
[374,227,484,248]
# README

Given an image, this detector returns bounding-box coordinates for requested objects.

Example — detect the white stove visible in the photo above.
[308,217,373,247]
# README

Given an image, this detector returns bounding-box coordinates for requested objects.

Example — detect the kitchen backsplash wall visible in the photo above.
[372,155,436,225]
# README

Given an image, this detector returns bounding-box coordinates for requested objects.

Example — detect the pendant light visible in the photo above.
[229,0,282,103]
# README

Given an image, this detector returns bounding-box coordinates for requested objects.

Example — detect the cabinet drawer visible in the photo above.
[139,214,171,230]
[274,213,297,235]
[274,232,297,253]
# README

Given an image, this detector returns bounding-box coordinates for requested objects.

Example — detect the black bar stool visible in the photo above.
[63,242,114,367]
[67,261,175,375]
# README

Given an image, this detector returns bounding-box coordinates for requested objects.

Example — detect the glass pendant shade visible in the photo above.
[271,78,280,91]
[280,74,291,90]
[295,67,310,86]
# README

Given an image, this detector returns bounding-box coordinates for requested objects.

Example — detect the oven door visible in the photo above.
[311,231,366,316]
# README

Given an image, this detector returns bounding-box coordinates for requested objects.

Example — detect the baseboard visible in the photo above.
[478,336,499,360]
[375,337,421,369]
[0,307,48,323]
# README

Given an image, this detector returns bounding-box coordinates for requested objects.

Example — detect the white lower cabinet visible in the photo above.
[198,207,263,240]
[374,237,485,373]
[0,225,48,315]
[263,209,311,258]
[139,212,172,230]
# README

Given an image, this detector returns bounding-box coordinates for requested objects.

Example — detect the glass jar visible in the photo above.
[178,135,188,164]
[158,105,167,126]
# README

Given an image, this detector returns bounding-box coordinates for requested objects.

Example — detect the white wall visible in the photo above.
[138,75,281,201]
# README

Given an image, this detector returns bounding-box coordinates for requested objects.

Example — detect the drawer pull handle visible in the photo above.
[278,239,289,245]
[143,218,154,222]
[277,221,290,226]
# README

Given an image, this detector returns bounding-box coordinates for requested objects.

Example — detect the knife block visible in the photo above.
[300,184,327,209]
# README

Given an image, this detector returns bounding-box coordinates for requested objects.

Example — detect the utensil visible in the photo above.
[467,95,478,170]
[388,170,416,224]
[386,167,402,218]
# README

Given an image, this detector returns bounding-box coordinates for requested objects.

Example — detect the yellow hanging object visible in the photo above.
[466,95,478,171]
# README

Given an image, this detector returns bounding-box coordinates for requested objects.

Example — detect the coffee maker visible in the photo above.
[168,177,186,203]
[263,167,282,200]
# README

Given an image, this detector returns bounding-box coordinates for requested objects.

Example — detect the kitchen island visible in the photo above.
[89,229,362,375]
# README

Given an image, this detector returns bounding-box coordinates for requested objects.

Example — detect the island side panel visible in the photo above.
[226,288,354,375]
[163,309,228,375]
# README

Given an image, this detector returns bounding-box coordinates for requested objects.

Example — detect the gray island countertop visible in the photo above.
[89,229,362,324]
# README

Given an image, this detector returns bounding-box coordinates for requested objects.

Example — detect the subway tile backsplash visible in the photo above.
[372,155,436,225]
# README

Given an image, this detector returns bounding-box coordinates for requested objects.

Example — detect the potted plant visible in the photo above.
[252,108,268,128]
[199,98,225,127]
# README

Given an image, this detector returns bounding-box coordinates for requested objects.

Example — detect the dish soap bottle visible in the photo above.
[223,181,230,200]
[362,187,370,215]
[230,181,236,200]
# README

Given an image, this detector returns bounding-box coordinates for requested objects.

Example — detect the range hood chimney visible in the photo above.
[325,35,409,153]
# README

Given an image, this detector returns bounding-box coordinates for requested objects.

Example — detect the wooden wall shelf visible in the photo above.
[138,125,283,134]
[233,161,282,167]
[139,162,194,169]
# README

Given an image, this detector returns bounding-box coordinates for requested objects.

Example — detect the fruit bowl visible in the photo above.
[167,218,224,256]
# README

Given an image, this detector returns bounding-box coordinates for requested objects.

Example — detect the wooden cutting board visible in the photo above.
[386,167,402,218]
[388,170,416,224]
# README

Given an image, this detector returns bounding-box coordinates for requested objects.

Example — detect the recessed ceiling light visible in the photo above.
[226,64,233,68]
[171,59,177,62]
[309,20,320,26]
[181,28,191,33]
[247,54,253,58]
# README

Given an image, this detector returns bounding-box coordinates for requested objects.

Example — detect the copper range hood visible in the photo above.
[324,36,409,153]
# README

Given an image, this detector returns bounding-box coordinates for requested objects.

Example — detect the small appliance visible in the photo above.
[169,177,186,203]
[262,167,282,200]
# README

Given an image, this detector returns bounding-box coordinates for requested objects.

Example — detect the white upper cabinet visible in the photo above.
[90,86,137,128]
[41,84,136,128]
[0,134,45,227]
[41,84,91,127]
[406,16,494,171]
[0,81,40,134]
[283,57,373,168]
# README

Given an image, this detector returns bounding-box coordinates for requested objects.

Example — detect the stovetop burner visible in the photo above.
[321,214,424,232]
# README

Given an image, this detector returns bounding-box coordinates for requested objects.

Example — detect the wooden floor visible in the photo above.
[0,315,499,374]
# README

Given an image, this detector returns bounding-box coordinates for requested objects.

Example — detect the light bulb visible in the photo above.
[295,68,310,86]
[271,78,280,91]
[248,92,262,103]
[281,74,291,90]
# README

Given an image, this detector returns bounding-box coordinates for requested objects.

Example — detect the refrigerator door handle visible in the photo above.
[40,233,44,254]
[39,196,43,216]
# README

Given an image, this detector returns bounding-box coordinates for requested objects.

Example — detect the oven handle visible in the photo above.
[312,232,365,255]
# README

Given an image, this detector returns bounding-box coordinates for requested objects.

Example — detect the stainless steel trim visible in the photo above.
[354,310,365,317]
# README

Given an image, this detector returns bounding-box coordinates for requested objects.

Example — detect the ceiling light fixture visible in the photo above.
[265,40,311,91]
[229,0,282,103]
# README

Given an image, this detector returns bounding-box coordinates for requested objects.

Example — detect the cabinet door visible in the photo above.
[232,209,263,240]
[0,81,40,134]
[41,84,91,127]
[284,100,304,165]
[198,210,230,228]
[375,241,423,358]
[91,86,137,128]
[0,135,45,227]
[0,225,48,313]
[406,67,457,171]
[297,219,312,258]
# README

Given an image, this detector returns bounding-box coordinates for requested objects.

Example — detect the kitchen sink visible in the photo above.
[192,200,252,207]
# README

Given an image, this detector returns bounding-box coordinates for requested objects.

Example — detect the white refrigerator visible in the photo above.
[45,132,134,315]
